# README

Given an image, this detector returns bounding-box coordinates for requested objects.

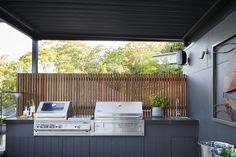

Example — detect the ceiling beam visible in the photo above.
[183,0,230,43]
[0,4,40,39]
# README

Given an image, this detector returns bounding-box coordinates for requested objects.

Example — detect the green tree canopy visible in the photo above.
[0,41,184,91]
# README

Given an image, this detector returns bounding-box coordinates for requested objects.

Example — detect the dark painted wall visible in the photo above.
[184,2,236,144]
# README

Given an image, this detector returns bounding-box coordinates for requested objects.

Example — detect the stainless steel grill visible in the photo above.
[34,101,92,136]
[94,101,144,136]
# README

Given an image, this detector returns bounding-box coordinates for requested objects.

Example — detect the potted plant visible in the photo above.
[150,95,168,117]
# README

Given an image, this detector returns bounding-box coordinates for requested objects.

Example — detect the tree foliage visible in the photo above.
[0,55,18,91]
[0,41,184,91]
[161,42,184,54]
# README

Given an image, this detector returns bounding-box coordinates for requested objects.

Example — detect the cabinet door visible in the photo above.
[145,124,172,157]
[6,137,34,157]
[62,137,90,157]
[6,124,34,157]
[144,124,198,157]
[90,137,144,157]
[145,136,171,157]
[171,137,197,157]
[35,137,62,157]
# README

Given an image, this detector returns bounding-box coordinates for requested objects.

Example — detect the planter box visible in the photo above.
[0,125,6,134]
[152,107,163,117]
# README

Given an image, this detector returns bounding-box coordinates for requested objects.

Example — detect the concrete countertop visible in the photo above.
[6,116,199,125]
[6,117,34,124]
[144,117,199,125]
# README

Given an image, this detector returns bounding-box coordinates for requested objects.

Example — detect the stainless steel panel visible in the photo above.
[34,130,91,136]
[34,118,92,136]
[36,101,71,119]
[94,119,144,136]
[94,101,144,136]
[95,102,143,119]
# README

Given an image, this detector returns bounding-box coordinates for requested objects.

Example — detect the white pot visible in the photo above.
[152,107,163,117]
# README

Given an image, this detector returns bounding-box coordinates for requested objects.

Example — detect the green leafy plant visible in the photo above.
[219,148,236,157]
[0,117,5,124]
[150,95,168,108]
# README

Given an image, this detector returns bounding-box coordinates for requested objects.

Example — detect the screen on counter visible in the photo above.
[41,103,65,111]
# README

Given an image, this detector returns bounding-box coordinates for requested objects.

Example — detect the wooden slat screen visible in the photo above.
[17,73,187,117]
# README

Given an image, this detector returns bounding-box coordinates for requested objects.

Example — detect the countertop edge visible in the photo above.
[6,117,199,125]
[6,118,34,124]
[144,119,199,125]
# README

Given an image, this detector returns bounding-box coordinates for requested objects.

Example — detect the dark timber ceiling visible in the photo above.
[0,0,224,41]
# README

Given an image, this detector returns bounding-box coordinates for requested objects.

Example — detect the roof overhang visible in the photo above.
[0,0,229,42]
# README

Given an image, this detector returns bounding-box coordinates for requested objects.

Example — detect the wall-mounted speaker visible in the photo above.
[176,50,187,65]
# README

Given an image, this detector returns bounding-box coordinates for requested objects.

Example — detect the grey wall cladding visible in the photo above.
[184,1,236,144]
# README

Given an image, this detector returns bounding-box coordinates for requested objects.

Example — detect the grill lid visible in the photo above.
[35,101,71,119]
[95,101,143,119]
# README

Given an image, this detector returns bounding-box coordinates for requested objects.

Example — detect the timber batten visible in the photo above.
[17,73,187,117]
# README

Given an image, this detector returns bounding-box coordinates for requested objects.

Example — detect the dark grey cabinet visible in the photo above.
[34,137,62,157]
[90,137,144,157]
[35,137,91,157]
[145,136,171,157]
[145,124,198,157]
[6,123,34,157]
[6,136,34,157]
[62,137,90,157]
[171,137,197,157]
[6,120,198,157]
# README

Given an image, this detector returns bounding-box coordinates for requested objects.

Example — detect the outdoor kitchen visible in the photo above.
[0,0,236,157]
[6,101,198,157]
[4,74,199,157]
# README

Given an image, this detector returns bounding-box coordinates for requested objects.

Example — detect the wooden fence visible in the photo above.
[17,73,187,117]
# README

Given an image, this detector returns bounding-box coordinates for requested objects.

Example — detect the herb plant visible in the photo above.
[150,96,168,108]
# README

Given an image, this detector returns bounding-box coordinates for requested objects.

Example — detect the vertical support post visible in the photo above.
[32,40,38,73]
[0,92,3,118]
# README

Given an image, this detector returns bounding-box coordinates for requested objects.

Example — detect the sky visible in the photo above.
[0,23,126,60]
[0,23,32,60]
